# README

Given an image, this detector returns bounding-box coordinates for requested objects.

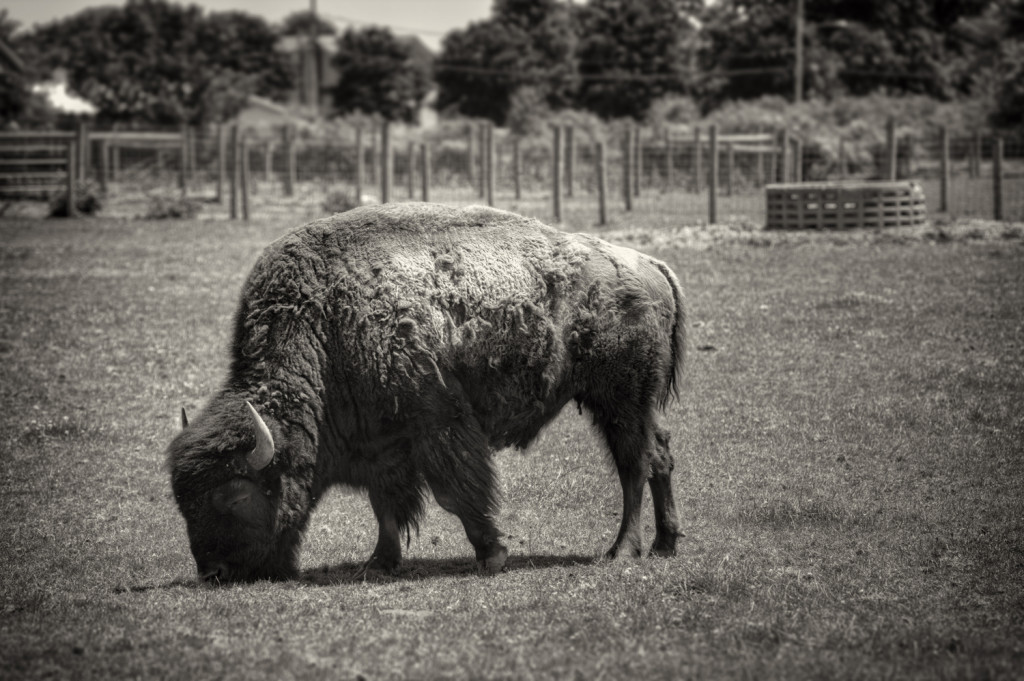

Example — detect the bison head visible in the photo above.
[169,400,300,583]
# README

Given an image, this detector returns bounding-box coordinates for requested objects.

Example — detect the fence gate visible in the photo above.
[0,131,78,215]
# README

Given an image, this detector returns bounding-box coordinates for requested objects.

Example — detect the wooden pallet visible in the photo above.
[766,181,927,230]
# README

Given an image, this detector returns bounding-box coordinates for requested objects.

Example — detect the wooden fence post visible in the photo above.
[725,142,734,196]
[98,139,109,195]
[66,137,78,218]
[709,125,719,225]
[596,140,607,226]
[179,124,188,195]
[886,117,897,180]
[486,123,495,207]
[993,137,1004,221]
[513,137,522,200]
[623,125,633,211]
[407,141,416,199]
[381,120,393,204]
[240,130,250,221]
[633,125,641,197]
[793,136,803,183]
[287,126,297,196]
[264,140,274,186]
[940,127,949,213]
[665,130,674,191]
[355,126,364,203]
[111,143,120,182]
[693,126,702,194]
[552,125,562,222]
[76,121,88,181]
[466,123,475,188]
[838,139,847,180]
[478,122,487,199]
[565,125,575,198]
[214,125,224,204]
[229,125,239,220]
[778,129,790,183]
[420,142,430,202]
[970,131,981,178]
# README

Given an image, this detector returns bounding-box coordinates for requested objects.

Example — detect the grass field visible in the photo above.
[1,212,1022,680]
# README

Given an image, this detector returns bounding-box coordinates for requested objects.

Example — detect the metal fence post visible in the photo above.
[596,140,607,226]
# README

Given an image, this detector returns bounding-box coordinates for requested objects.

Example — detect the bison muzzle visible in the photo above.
[168,204,686,583]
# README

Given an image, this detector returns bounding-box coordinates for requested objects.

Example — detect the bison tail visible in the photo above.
[654,259,686,410]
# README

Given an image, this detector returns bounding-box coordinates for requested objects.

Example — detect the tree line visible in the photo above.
[2,0,1021,130]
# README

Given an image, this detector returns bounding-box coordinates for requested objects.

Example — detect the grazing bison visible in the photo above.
[168,203,686,583]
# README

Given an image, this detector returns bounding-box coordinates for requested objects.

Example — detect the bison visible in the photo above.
[168,203,686,583]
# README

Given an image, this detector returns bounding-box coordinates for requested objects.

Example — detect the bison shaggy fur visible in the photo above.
[168,203,686,582]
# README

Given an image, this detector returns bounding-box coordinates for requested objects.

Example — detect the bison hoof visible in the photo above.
[357,554,400,580]
[477,544,508,575]
[650,533,680,557]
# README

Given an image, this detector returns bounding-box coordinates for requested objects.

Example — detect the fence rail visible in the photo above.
[1,120,1021,225]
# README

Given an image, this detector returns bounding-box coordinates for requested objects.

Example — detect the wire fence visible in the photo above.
[3,120,1022,225]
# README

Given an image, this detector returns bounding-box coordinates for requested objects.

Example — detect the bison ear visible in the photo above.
[245,401,275,471]
[180,408,189,429]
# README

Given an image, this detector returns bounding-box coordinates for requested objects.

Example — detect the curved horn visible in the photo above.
[245,401,275,471]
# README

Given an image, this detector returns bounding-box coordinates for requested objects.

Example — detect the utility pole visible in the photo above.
[307,0,319,116]
[794,0,804,104]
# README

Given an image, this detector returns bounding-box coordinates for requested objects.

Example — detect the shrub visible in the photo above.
[48,181,101,217]
[143,195,202,219]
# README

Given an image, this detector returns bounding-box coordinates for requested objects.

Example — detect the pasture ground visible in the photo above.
[0,212,1022,680]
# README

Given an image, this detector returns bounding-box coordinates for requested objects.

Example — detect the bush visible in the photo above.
[322,189,358,215]
[48,181,101,217]
[143,194,202,219]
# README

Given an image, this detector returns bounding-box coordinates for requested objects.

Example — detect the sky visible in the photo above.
[3,0,495,51]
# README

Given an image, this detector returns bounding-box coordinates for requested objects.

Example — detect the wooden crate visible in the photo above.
[765,181,927,230]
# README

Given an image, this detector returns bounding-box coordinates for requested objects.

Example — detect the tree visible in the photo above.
[574,0,699,120]
[0,10,32,127]
[702,0,997,106]
[435,0,576,127]
[20,0,289,125]
[330,27,432,123]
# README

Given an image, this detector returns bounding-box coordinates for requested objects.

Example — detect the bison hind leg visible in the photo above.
[421,420,508,575]
[648,422,681,557]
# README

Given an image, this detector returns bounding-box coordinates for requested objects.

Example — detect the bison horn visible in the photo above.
[245,401,275,471]
[180,408,189,429]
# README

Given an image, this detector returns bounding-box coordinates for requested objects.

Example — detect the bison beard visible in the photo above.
[167,204,686,583]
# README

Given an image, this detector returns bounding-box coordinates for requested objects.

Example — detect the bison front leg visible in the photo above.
[648,423,681,557]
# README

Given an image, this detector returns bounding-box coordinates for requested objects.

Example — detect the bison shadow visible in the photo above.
[301,553,599,586]
[118,554,598,592]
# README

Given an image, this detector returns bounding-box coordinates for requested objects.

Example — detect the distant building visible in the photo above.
[32,68,97,115]
[233,95,312,131]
